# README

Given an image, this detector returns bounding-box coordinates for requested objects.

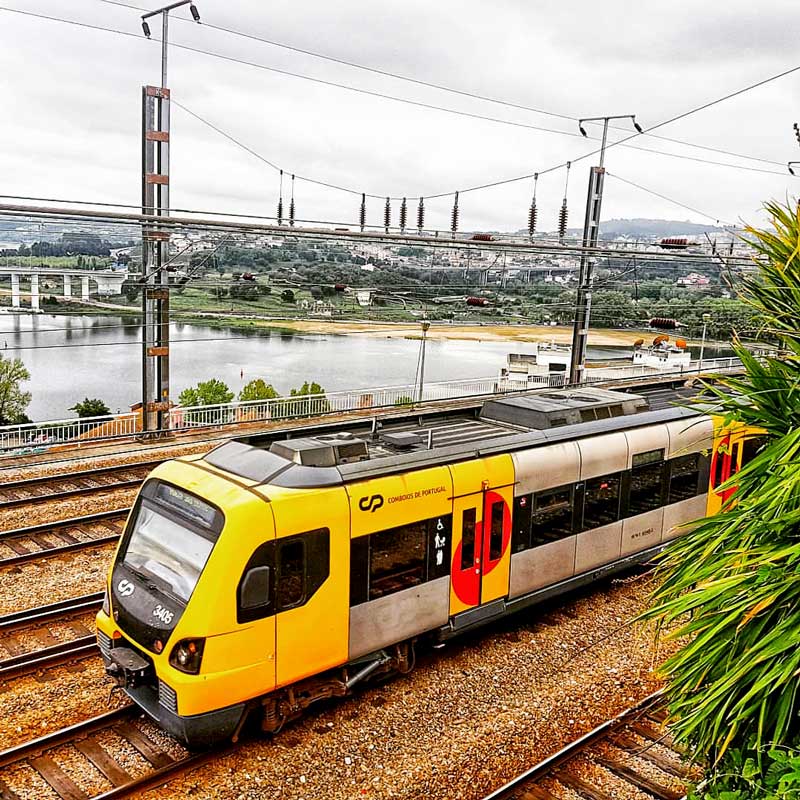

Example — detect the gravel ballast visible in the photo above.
[140,575,677,800]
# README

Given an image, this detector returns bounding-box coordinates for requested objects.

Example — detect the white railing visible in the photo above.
[0,357,744,457]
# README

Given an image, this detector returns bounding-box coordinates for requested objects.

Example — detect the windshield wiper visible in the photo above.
[125,564,159,592]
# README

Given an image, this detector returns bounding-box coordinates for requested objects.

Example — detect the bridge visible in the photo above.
[0,265,128,311]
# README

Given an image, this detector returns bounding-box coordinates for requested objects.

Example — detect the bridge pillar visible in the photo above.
[30,273,40,311]
[81,275,90,300]
[10,273,19,308]
[64,274,72,298]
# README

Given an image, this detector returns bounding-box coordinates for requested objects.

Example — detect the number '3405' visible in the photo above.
[152,605,174,625]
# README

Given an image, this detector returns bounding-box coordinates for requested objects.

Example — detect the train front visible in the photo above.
[95,458,275,748]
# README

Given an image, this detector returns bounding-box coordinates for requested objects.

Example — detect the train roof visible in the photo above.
[202,385,705,490]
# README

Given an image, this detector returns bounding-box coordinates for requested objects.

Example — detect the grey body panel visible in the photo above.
[663,494,707,541]
[621,507,664,556]
[509,536,576,598]
[511,441,581,495]
[575,521,623,573]
[348,576,450,659]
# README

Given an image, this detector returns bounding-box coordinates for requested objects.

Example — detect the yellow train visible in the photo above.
[96,386,760,747]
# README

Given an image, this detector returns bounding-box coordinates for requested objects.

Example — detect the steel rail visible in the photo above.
[0,593,105,633]
[0,461,160,509]
[0,704,226,799]
[0,509,130,567]
[481,690,668,800]
[0,636,98,681]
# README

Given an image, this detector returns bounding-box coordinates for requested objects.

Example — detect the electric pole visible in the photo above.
[139,1,201,436]
[568,114,641,385]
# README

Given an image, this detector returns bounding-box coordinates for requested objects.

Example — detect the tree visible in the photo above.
[121,279,140,302]
[0,354,32,425]
[178,379,234,407]
[281,289,296,304]
[70,398,111,418]
[239,379,280,402]
[290,381,326,397]
[643,200,800,791]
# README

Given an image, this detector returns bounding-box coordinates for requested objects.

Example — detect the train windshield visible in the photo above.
[121,502,216,604]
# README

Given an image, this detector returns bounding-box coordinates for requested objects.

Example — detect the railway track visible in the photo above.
[484,692,697,800]
[0,706,218,799]
[0,461,161,510]
[0,510,130,568]
[0,594,104,682]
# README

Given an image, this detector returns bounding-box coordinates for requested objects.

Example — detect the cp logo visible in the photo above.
[117,579,135,597]
[359,494,384,513]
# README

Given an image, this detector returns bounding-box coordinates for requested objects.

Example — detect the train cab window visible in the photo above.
[460,508,477,570]
[512,495,532,553]
[489,501,504,560]
[628,449,666,516]
[582,474,620,530]
[277,540,305,609]
[369,522,426,600]
[668,453,702,503]
[530,486,574,546]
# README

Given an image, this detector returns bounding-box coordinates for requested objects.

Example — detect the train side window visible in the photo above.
[668,454,701,503]
[369,521,426,600]
[512,495,532,553]
[530,486,573,546]
[582,474,620,530]
[460,508,477,570]
[628,450,665,516]
[275,528,330,613]
[277,540,305,609]
[489,501,504,560]
[349,537,369,606]
[236,540,275,624]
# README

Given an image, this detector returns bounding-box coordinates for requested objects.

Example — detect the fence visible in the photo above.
[0,357,744,457]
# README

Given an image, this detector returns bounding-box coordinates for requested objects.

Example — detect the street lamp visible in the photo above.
[699,313,711,370]
[416,319,431,402]
[141,1,201,87]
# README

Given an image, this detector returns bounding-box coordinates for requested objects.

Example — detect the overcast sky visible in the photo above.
[0,0,797,233]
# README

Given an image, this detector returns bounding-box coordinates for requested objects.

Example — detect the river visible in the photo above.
[0,313,730,421]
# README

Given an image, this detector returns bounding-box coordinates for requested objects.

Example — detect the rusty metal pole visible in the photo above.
[139,2,200,435]
[569,113,640,385]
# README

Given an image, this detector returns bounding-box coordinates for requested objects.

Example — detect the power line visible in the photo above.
[95,0,787,170]
[606,172,732,225]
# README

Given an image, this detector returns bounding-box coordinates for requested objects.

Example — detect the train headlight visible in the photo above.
[101,588,110,616]
[168,638,205,674]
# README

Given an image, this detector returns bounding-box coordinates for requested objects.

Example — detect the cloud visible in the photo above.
[0,0,795,232]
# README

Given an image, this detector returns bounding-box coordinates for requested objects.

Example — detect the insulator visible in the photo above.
[359,193,366,232]
[527,201,537,236]
[451,191,459,236]
[384,197,391,233]
[650,317,678,330]
[557,200,568,242]
[277,169,284,225]
[399,197,407,232]
[289,174,295,227]
[417,197,425,232]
